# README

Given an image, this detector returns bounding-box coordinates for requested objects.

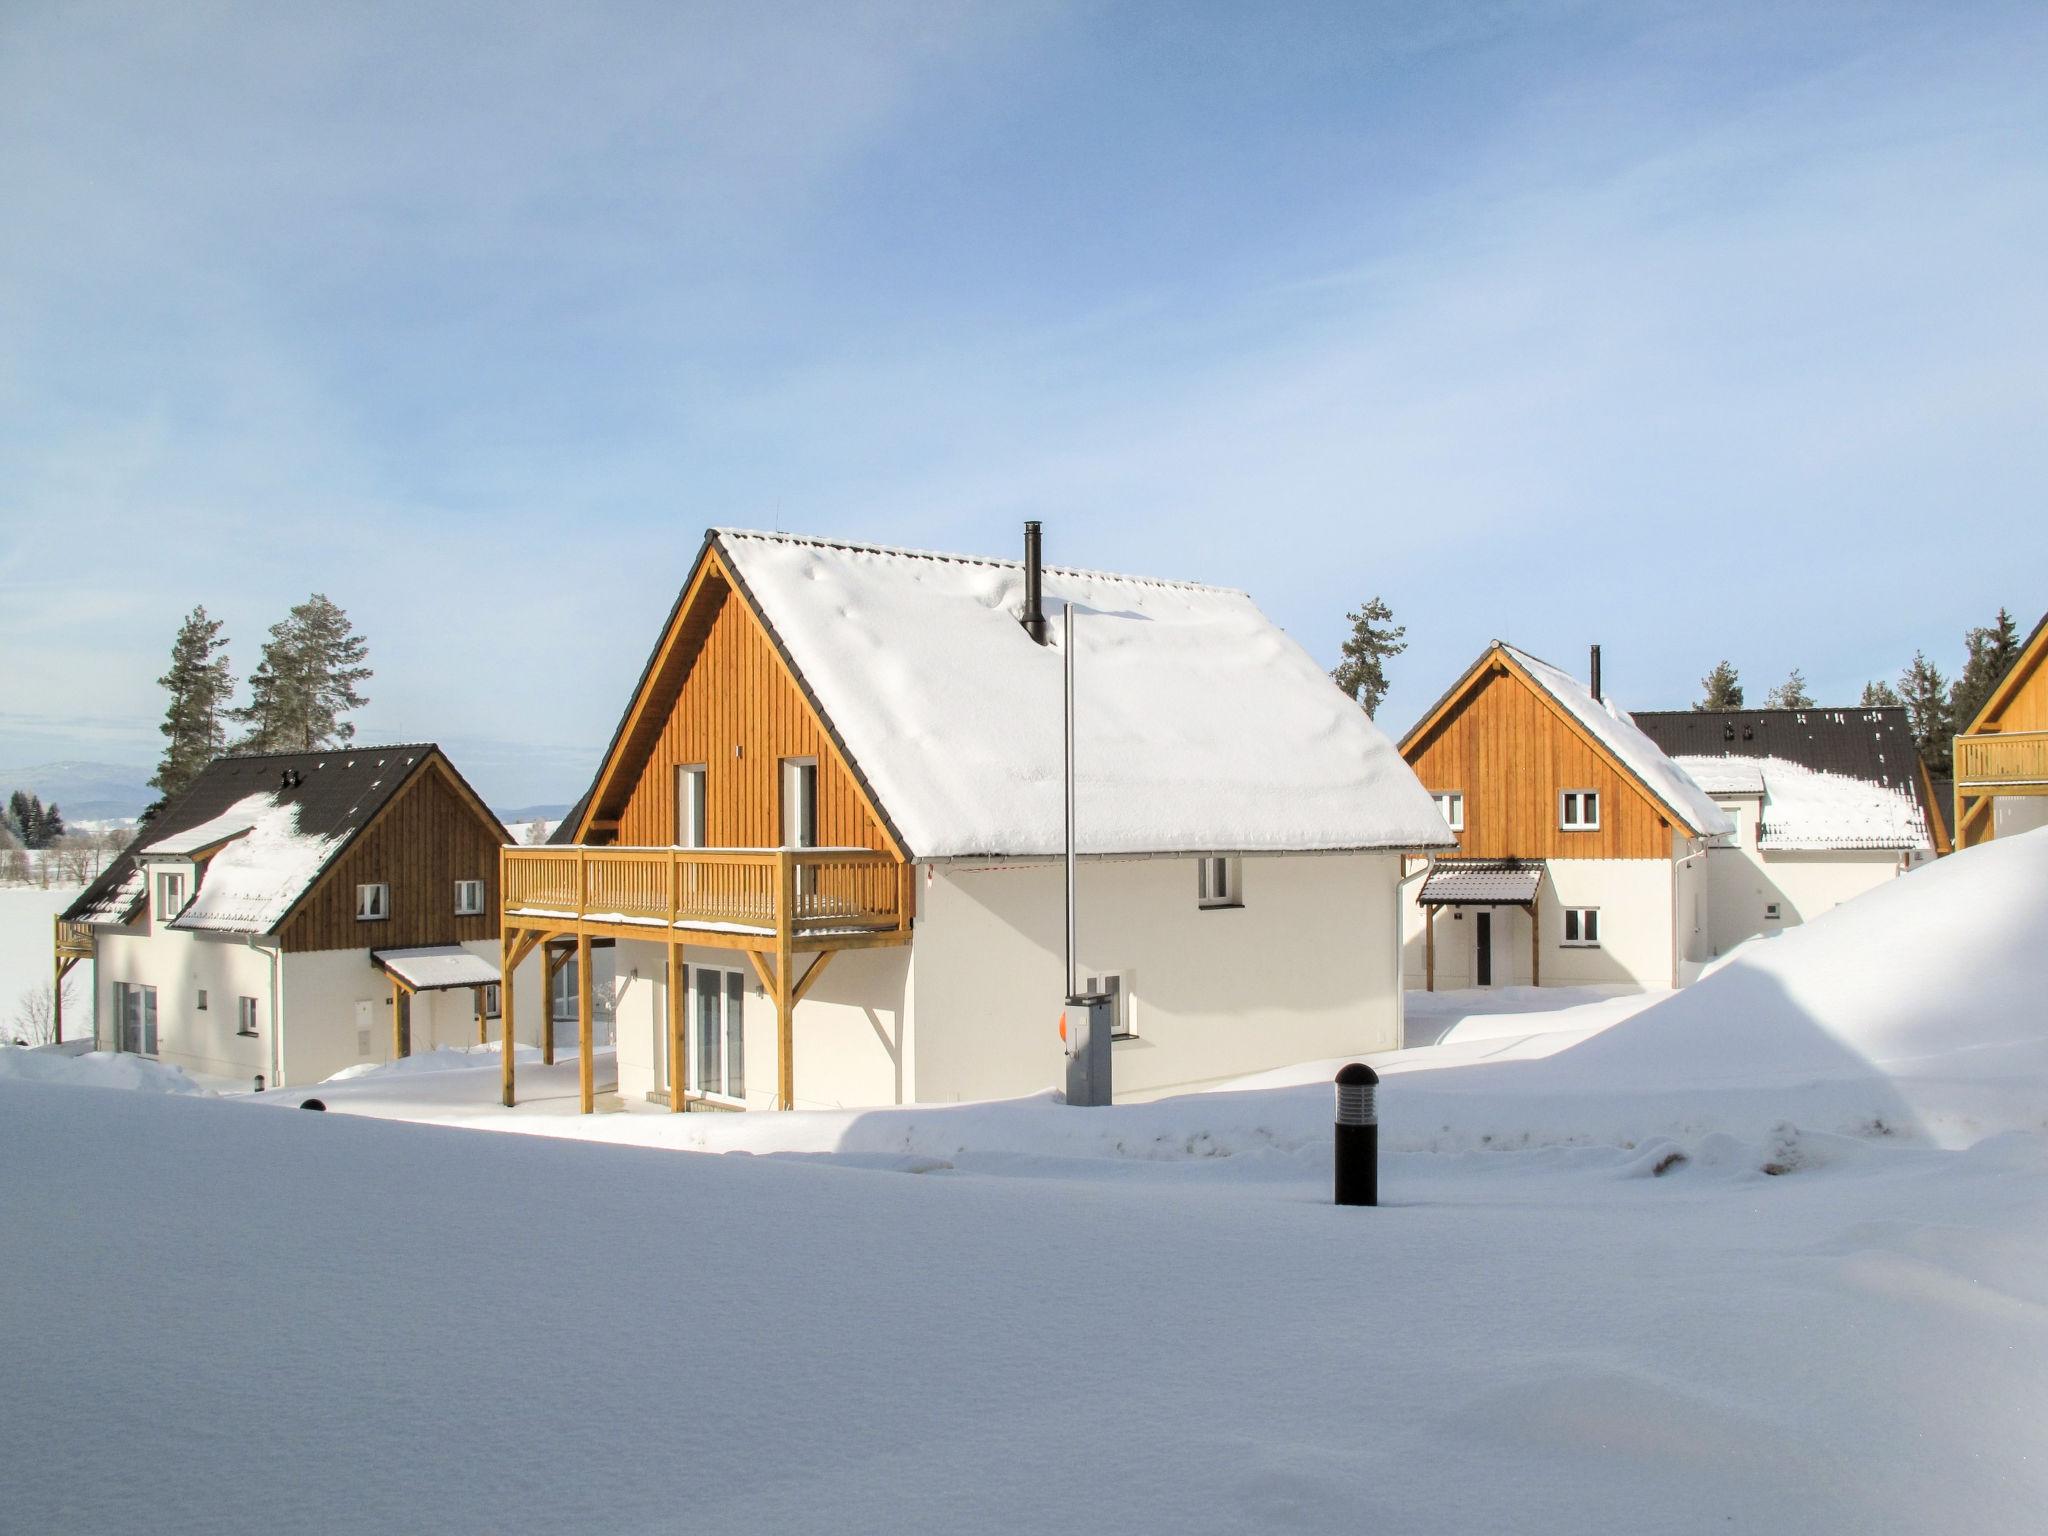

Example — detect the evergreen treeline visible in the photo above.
[1692,608,2026,776]
[5,791,65,849]
[145,594,374,816]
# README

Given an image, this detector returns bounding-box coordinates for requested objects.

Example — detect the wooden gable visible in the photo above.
[1963,611,2048,735]
[1400,649,1677,861]
[576,541,903,856]
[278,753,508,954]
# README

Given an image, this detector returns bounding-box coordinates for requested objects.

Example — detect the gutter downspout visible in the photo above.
[1670,837,1712,988]
[250,935,283,1089]
[1394,852,1439,1051]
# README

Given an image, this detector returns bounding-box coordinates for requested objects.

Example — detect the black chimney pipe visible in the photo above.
[1590,643,1603,704]
[1022,521,1047,644]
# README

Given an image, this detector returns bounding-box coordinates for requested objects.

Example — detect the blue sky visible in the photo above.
[3,0,2044,807]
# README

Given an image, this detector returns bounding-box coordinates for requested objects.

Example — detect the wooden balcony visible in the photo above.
[1954,730,2048,789]
[500,845,911,950]
[54,918,95,961]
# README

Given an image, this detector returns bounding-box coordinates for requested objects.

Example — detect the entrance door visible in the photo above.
[1475,911,1493,987]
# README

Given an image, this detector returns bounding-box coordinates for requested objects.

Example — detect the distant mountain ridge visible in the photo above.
[0,761,154,822]
[493,803,571,825]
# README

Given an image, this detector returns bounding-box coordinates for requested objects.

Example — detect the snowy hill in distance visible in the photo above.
[0,761,153,821]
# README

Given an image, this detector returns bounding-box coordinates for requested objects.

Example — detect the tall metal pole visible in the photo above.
[1063,599,1078,999]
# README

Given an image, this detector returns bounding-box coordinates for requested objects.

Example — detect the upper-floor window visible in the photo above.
[454,879,485,916]
[676,764,707,849]
[1197,856,1242,909]
[157,870,187,918]
[1433,791,1465,832]
[1559,790,1601,831]
[781,759,818,849]
[357,883,389,921]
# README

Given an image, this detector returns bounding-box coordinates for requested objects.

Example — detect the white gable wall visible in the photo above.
[90,924,277,1084]
[1701,798,1911,957]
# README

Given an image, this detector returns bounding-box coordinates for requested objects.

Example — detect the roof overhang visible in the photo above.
[373,946,502,992]
[1418,858,1545,906]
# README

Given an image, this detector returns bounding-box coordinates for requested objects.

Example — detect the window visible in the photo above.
[1562,908,1601,947]
[482,982,501,1019]
[1432,791,1465,832]
[356,883,389,921]
[676,764,707,849]
[1765,902,1782,922]
[1559,790,1601,830]
[1197,856,1242,909]
[688,965,747,1101]
[157,870,187,918]
[454,879,485,916]
[115,982,158,1055]
[237,996,260,1037]
[1084,972,1135,1040]
[196,989,208,1011]
[781,758,818,849]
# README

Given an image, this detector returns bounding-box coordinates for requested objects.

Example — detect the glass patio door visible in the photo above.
[688,966,745,1102]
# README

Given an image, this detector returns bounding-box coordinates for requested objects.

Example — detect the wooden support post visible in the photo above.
[52,951,64,1046]
[500,929,517,1109]
[390,979,406,1059]
[475,985,486,1046]
[576,930,594,1115]
[667,939,685,1113]
[1424,904,1436,993]
[776,849,796,1110]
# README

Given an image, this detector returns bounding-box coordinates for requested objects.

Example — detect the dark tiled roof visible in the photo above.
[1419,857,1545,905]
[548,788,591,845]
[1631,706,1938,843]
[64,745,455,929]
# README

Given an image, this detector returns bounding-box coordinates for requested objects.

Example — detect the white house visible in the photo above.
[59,745,530,1087]
[1631,706,1941,955]
[1396,643,1733,992]
[498,525,1456,1112]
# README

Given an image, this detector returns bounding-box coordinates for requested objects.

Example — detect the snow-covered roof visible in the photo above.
[1681,758,1765,796]
[1419,859,1544,905]
[715,530,1456,860]
[139,808,260,857]
[1676,754,1930,851]
[169,795,347,932]
[1500,646,1733,839]
[374,946,501,991]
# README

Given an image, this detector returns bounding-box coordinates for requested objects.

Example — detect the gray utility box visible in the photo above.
[1064,992,1114,1107]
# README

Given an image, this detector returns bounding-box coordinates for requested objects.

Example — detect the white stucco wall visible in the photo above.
[1401,856,1680,991]
[908,852,1403,1104]
[94,889,545,1089]
[610,938,912,1111]
[1699,792,1914,957]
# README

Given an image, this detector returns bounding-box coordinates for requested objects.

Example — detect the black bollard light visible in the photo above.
[254,1075,265,1093]
[1334,1062,1378,1207]
[299,1097,327,1112]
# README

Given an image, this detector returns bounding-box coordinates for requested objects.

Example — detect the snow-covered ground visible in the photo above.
[5,832,2047,1532]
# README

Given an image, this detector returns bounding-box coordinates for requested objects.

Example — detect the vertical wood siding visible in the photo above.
[614,582,892,851]
[279,762,504,954]
[1406,664,1673,860]
[1981,644,2048,732]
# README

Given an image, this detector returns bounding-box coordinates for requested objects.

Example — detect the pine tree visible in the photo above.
[1948,607,2023,735]
[1764,669,1814,709]
[1330,597,1407,719]
[38,802,63,846]
[1861,680,1902,707]
[4,791,29,845]
[1898,650,1954,776]
[232,594,373,752]
[1694,661,1744,711]
[151,606,234,804]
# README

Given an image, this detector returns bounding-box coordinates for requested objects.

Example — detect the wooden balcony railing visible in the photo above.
[1955,730,2048,788]
[54,917,95,960]
[501,846,907,938]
